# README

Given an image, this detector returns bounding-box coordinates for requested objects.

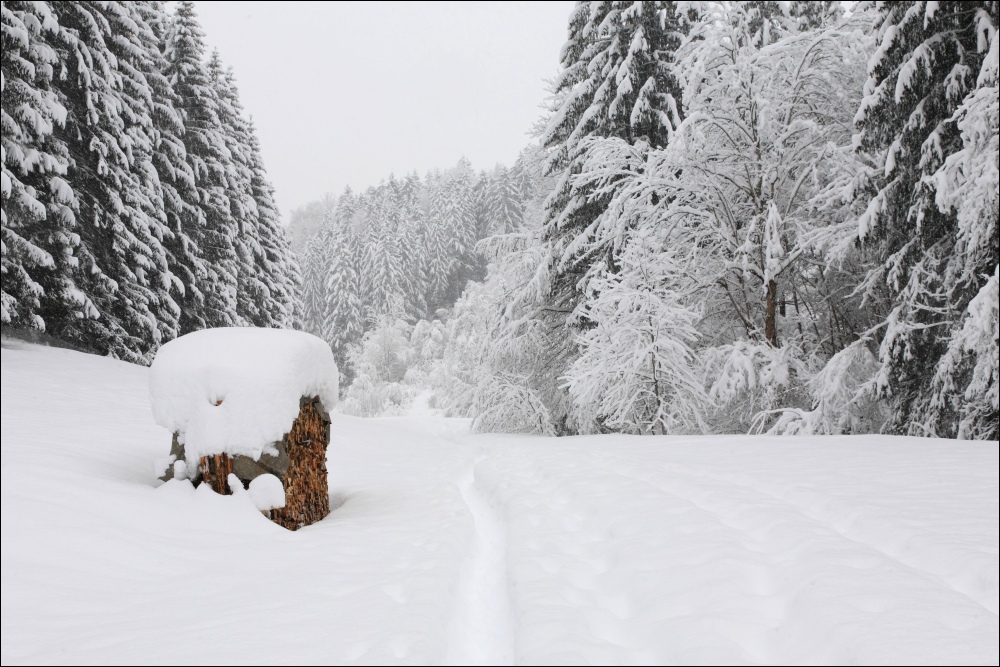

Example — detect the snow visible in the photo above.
[148,327,339,464]
[2,340,998,664]
[248,473,286,510]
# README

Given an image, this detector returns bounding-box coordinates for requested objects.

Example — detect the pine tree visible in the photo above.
[485,165,524,236]
[319,210,364,381]
[396,172,429,319]
[298,233,325,335]
[362,183,405,319]
[1,1,79,331]
[247,121,300,328]
[138,0,204,339]
[541,1,688,302]
[855,0,999,436]
[166,1,239,331]
[209,53,269,327]
[424,172,454,312]
[48,1,178,361]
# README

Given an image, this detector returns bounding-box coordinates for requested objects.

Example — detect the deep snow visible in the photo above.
[2,340,997,665]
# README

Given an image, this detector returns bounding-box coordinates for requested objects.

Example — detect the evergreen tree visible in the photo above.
[541,1,688,302]
[441,161,480,301]
[1,1,79,331]
[362,184,405,319]
[424,172,454,311]
[48,1,178,361]
[320,210,364,381]
[854,0,999,436]
[485,165,524,236]
[166,0,239,331]
[209,53,269,327]
[298,233,325,335]
[138,0,203,338]
[247,121,300,328]
[396,172,429,319]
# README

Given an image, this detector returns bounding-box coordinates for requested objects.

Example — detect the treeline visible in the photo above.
[293,1,996,439]
[297,157,533,380]
[428,1,996,439]
[2,1,300,363]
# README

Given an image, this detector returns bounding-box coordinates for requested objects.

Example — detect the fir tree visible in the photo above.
[319,209,364,381]
[396,172,429,319]
[486,165,524,236]
[166,1,239,331]
[362,184,405,319]
[247,121,300,328]
[48,1,178,361]
[854,0,999,436]
[541,1,688,303]
[138,0,203,339]
[209,53,269,327]
[1,1,79,331]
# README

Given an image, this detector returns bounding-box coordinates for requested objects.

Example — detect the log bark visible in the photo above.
[269,397,331,531]
[199,453,233,494]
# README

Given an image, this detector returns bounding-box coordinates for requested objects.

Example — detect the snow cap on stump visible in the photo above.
[149,327,339,463]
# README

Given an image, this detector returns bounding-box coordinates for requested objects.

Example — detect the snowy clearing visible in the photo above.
[2,341,997,665]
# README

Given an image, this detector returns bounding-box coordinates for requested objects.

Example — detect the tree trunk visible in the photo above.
[765,279,779,347]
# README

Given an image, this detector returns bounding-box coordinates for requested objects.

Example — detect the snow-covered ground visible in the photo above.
[2,340,997,665]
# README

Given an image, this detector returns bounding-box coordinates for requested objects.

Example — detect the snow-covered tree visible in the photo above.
[139,0,204,339]
[564,237,707,434]
[318,209,364,380]
[1,1,78,331]
[852,0,998,437]
[246,121,300,329]
[298,232,328,336]
[362,183,406,320]
[541,1,688,306]
[482,165,525,237]
[3,0,297,359]
[166,1,240,331]
[48,1,179,361]
[340,316,414,417]
[564,4,876,431]
[208,53,265,327]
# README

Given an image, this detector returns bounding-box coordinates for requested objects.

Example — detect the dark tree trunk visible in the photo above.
[765,279,779,347]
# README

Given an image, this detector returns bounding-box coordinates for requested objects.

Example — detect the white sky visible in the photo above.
[193,1,576,220]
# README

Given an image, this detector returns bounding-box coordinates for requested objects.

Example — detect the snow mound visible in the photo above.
[149,328,338,463]
[248,474,286,511]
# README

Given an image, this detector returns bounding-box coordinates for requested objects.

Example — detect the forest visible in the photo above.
[2,1,299,363]
[295,1,998,440]
[4,1,997,439]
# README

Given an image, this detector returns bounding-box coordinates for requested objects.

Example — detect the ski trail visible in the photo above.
[445,457,515,666]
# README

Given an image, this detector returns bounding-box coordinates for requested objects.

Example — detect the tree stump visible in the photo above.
[269,398,331,530]
[199,453,233,494]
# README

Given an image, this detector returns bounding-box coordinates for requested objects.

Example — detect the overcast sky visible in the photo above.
[193,1,575,220]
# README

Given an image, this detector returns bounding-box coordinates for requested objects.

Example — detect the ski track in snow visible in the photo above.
[2,341,998,665]
[445,455,515,666]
